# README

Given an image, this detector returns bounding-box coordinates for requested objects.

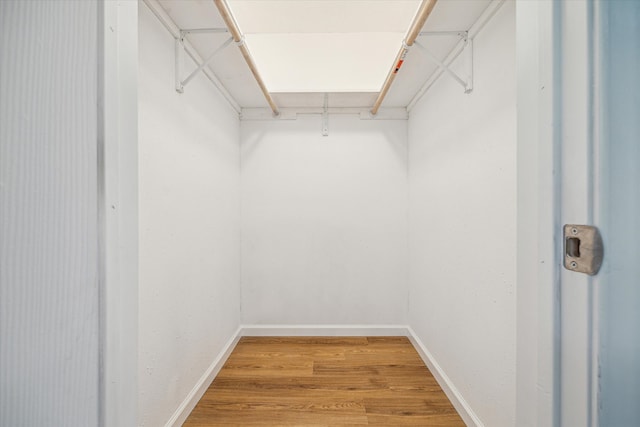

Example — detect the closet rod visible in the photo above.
[371,0,438,115]
[213,0,280,116]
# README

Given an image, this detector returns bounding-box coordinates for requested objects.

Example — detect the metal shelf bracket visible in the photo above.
[175,28,231,93]
[322,93,329,136]
[415,31,473,94]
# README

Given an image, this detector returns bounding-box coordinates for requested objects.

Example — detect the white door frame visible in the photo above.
[99,1,139,426]
[516,0,560,425]
[516,0,600,426]
[99,1,607,425]
[557,0,601,425]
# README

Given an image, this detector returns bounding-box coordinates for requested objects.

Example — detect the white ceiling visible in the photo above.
[243,32,406,93]
[156,0,493,110]
[227,0,422,34]
[227,0,422,93]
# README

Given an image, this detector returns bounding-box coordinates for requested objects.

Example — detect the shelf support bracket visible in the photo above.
[175,35,184,93]
[322,93,329,136]
[175,28,231,93]
[415,31,473,94]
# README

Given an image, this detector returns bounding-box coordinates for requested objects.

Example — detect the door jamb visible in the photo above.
[515,0,561,425]
[98,1,139,425]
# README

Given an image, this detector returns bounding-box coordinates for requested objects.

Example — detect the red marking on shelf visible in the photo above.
[394,60,404,74]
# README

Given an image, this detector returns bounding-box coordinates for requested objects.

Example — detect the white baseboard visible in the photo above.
[165,327,242,427]
[407,327,483,427]
[239,324,410,337]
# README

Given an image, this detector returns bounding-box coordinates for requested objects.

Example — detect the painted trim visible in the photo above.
[165,328,243,427]
[239,324,410,337]
[407,327,483,427]
[99,1,139,426]
[515,0,560,425]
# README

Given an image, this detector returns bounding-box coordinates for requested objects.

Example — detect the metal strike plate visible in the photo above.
[563,224,604,275]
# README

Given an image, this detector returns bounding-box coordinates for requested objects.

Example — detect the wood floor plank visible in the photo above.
[184,337,465,426]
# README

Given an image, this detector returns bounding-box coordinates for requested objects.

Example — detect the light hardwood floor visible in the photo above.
[184,336,465,426]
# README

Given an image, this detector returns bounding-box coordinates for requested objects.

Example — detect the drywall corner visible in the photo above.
[138,2,242,425]
[164,328,242,427]
[407,328,484,427]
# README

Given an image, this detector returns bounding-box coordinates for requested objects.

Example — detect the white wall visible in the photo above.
[241,115,408,325]
[407,2,516,427]
[138,3,241,426]
[0,1,100,425]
